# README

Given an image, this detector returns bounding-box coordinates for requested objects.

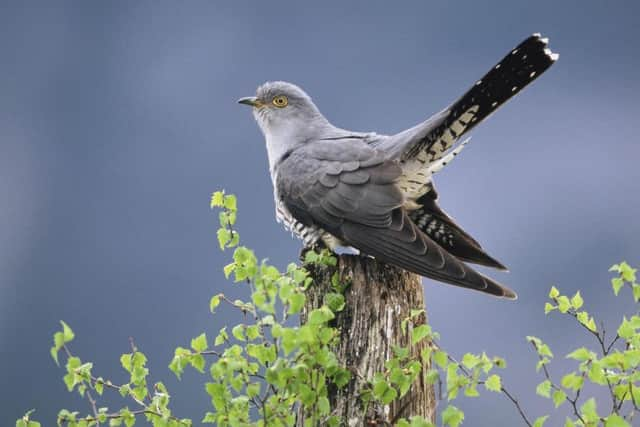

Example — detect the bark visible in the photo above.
[298,253,436,426]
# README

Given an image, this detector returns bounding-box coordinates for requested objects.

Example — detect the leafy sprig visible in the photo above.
[19,191,640,427]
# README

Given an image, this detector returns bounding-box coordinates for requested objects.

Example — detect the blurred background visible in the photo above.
[1,1,639,425]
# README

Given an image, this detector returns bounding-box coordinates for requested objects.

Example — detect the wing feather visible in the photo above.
[276,139,515,298]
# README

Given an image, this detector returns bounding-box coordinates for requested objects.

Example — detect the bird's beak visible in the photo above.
[237,96,263,108]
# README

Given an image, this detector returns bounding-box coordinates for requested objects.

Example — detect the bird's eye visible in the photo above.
[272,95,288,108]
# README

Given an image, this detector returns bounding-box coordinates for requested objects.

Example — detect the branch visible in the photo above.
[59,343,189,426]
[437,344,533,427]
[529,341,587,425]
[86,390,100,427]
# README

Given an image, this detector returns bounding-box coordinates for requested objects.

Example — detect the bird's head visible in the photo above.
[238,81,328,140]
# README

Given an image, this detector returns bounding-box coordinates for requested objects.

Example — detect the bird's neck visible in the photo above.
[264,118,340,176]
[265,133,297,176]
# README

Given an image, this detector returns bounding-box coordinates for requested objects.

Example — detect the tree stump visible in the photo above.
[299,253,436,426]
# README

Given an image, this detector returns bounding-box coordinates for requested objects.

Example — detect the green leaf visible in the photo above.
[217,228,230,250]
[561,372,583,392]
[231,324,246,341]
[587,361,606,385]
[214,327,228,346]
[570,291,583,310]
[303,250,318,263]
[411,325,432,345]
[433,350,448,369]
[409,416,434,427]
[61,321,74,343]
[317,396,331,415]
[223,194,237,211]
[619,262,637,282]
[549,286,560,298]
[54,331,64,349]
[604,414,630,427]
[461,353,480,370]
[246,382,260,398]
[380,386,397,405]
[618,316,635,339]
[527,336,553,357]
[209,295,221,313]
[566,347,593,362]
[392,345,410,360]
[493,357,507,369]
[50,346,59,365]
[557,296,571,313]
[580,397,598,422]
[324,292,346,313]
[246,325,260,341]
[576,311,597,332]
[288,292,305,314]
[544,302,556,314]
[441,405,464,427]
[612,277,624,295]
[308,307,335,325]
[539,344,554,358]
[190,354,205,372]
[633,284,640,302]
[484,374,501,392]
[373,379,397,404]
[332,368,351,388]
[210,191,224,208]
[410,309,425,319]
[536,379,551,397]
[120,354,132,372]
[552,389,566,407]
[190,333,208,352]
[533,416,549,427]
[292,268,307,285]
[17,410,40,427]
[464,384,479,397]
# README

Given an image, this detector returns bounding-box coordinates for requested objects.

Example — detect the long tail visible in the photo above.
[404,33,559,160]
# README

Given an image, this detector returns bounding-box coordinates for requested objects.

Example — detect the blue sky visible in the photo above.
[1,1,639,425]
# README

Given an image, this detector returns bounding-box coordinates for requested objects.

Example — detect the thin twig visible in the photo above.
[529,341,587,425]
[59,409,189,426]
[129,336,153,404]
[58,343,188,426]
[437,343,533,427]
[606,335,621,354]
[86,390,100,427]
[500,387,532,427]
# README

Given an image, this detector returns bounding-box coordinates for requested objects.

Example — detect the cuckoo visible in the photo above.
[238,34,558,299]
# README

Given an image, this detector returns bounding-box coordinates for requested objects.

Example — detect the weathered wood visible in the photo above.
[299,253,436,426]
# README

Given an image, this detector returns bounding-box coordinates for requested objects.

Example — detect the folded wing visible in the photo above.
[277,140,515,298]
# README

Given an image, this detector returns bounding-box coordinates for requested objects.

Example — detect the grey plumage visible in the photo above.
[239,34,559,299]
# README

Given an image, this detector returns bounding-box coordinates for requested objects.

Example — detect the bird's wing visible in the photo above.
[372,34,558,201]
[277,140,515,298]
[409,187,507,270]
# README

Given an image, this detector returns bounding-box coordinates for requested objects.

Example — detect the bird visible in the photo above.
[238,34,558,299]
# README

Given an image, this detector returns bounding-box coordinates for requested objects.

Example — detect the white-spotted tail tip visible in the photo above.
[544,47,560,61]
[537,34,559,61]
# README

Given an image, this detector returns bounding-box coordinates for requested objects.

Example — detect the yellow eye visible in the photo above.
[272,95,288,108]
